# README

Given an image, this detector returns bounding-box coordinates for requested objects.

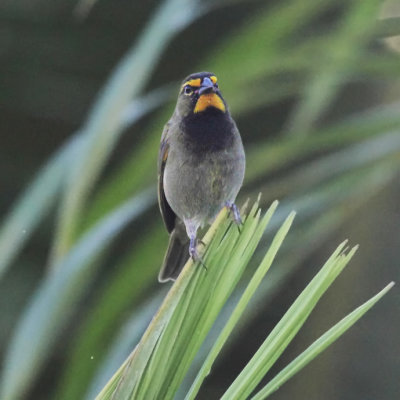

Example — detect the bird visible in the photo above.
[157,72,245,282]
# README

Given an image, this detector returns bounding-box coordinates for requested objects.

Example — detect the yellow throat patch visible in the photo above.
[194,93,225,113]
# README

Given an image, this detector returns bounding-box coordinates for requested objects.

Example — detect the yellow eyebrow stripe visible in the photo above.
[181,75,218,91]
[182,78,201,90]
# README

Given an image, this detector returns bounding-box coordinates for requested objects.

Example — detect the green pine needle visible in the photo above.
[95,200,393,400]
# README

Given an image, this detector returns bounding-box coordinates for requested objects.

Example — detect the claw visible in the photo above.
[189,237,207,271]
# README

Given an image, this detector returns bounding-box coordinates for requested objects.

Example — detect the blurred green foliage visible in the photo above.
[0,0,399,399]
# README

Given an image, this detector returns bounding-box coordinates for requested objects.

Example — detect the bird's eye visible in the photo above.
[184,86,193,95]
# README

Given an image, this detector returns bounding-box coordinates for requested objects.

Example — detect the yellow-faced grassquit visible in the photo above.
[158,72,245,282]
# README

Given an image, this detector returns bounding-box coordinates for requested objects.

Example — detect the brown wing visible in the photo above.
[158,123,176,233]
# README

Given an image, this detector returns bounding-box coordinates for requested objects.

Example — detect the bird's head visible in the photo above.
[175,72,227,117]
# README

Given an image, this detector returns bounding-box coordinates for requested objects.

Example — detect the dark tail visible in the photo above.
[158,226,189,283]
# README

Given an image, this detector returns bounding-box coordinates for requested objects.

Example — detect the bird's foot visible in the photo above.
[189,237,207,271]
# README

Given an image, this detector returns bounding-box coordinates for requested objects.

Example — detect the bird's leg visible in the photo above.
[186,221,207,271]
[188,235,199,260]
[226,202,243,225]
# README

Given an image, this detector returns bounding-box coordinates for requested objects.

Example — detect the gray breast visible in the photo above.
[164,135,245,226]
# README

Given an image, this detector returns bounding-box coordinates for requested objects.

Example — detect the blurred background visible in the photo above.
[0,0,399,399]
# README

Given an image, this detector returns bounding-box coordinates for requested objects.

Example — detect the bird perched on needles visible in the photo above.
[158,72,245,282]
